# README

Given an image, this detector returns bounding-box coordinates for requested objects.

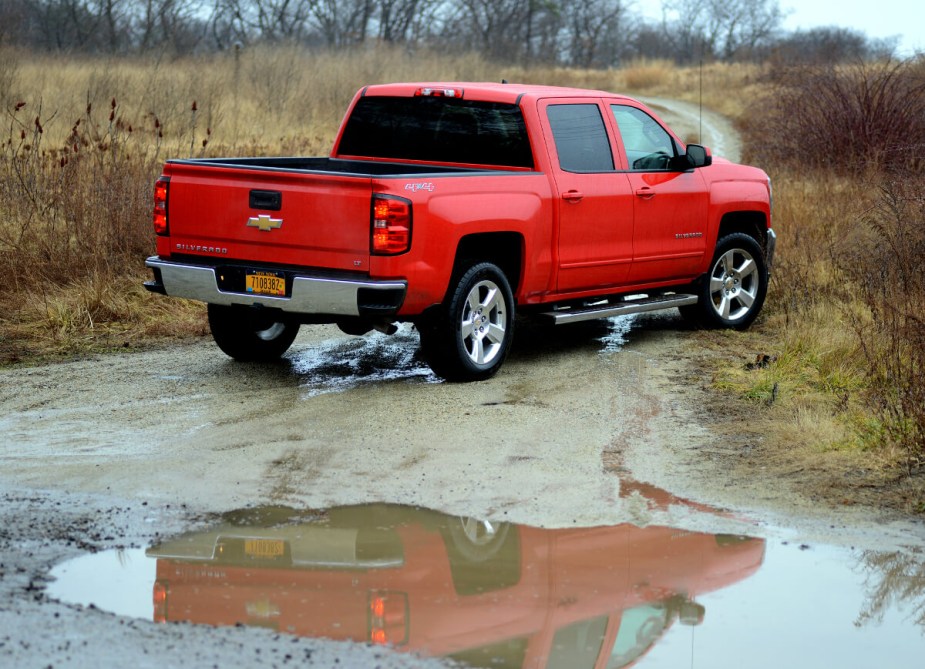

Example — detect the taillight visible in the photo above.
[368,591,408,646]
[153,580,168,623]
[414,87,464,98]
[153,176,170,235]
[371,195,412,255]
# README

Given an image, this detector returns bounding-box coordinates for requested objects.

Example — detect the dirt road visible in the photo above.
[3,317,924,668]
[0,317,730,668]
[0,319,695,525]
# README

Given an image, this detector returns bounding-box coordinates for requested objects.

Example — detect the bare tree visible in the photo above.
[663,0,786,61]
[769,26,897,64]
[307,0,374,47]
[564,0,629,68]
[210,0,312,45]
[254,0,313,40]
[0,0,31,46]
[135,0,208,51]
[374,0,438,43]
[209,0,251,47]
[450,0,533,61]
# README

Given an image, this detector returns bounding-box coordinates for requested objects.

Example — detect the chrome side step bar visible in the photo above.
[541,294,698,325]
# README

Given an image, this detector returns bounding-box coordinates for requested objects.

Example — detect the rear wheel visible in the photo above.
[207,303,300,361]
[681,233,768,329]
[444,516,520,595]
[419,262,515,382]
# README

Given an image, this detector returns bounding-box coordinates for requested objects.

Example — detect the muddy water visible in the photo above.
[47,503,925,669]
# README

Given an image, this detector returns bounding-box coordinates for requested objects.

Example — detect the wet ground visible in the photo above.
[2,314,924,667]
[45,502,925,668]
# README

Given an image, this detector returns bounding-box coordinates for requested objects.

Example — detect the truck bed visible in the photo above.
[167,156,516,177]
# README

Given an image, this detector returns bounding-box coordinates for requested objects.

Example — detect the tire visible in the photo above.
[207,303,300,361]
[446,517,512,562]
[419,262,515,382]
[682,233,768,329]
[443,517,520,596]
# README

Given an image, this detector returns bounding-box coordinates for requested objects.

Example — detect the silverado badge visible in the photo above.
[247,214,283,232]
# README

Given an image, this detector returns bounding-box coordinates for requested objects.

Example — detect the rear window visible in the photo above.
[337,96,534,169]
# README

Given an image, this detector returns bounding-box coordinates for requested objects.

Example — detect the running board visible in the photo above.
[541,294,698,325]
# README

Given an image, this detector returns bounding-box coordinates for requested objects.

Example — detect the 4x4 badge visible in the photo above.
[247,215,283,232]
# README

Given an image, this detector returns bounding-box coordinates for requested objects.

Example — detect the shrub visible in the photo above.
[740,57,925,471]
[743,59,925,175]
[841,177,925,469]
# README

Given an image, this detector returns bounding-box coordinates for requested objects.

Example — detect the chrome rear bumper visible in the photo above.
[144,256,406,318]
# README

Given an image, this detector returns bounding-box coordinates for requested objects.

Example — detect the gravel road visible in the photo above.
[641,96,743,163]
[0,318,719,668]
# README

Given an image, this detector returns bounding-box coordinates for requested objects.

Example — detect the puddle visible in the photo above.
[47,503,925,668]
[598,315,636,353]
[290,325,439,396]
[287,315,634,396]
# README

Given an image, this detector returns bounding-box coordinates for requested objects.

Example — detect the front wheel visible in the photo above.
[419,262,515,382]
[207,304,300,361]
[681,233,768,329]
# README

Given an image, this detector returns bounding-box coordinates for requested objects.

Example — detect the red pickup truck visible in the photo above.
[144,82,774,381]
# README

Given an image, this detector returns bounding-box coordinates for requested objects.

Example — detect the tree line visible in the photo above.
[0,0,898,66]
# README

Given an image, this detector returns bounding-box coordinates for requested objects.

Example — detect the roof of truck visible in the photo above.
[360,82,639,106]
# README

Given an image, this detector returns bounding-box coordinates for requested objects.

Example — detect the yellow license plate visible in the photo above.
[244,539,285,558]
[246,271,285,296]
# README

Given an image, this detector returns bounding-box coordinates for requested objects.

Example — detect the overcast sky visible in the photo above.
[640,1,923,57]
[781,0,923,55]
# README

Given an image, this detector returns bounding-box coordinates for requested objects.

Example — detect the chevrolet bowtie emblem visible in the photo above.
[247,214,283,232]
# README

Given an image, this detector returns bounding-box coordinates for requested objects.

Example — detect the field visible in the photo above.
[0,45,922,505]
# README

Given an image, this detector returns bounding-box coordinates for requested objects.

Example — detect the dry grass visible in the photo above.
[0,279,208,363]
[617,59,676,90]
[508,60,765,119]
[705,164,925,481]
[613,60,765,118]
[738,62,925,473]
[745,60,925,174]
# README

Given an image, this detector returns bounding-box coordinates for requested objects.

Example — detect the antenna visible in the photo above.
[699,59,703,143]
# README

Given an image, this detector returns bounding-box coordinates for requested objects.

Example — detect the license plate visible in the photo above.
[246,271,285,296]
[244,539,285,558]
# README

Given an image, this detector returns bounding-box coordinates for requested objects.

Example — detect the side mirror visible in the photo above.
[685,144,713,168]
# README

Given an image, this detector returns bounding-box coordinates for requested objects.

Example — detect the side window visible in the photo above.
[547,104,614,172]
[611,105,677,171]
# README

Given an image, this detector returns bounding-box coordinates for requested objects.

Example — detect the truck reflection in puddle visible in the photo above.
[147,502,764,668]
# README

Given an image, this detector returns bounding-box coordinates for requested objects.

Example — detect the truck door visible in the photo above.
[541,100,635,293]
[608,104,709,283]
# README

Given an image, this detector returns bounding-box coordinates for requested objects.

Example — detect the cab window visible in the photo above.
[548,104,614,172]
[611,105,678,171]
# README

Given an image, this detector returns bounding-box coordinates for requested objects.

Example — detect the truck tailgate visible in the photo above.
[163,161,373,272]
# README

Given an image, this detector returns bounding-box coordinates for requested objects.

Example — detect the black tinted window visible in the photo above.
[338,96,533,168]
[547,104,614,172]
